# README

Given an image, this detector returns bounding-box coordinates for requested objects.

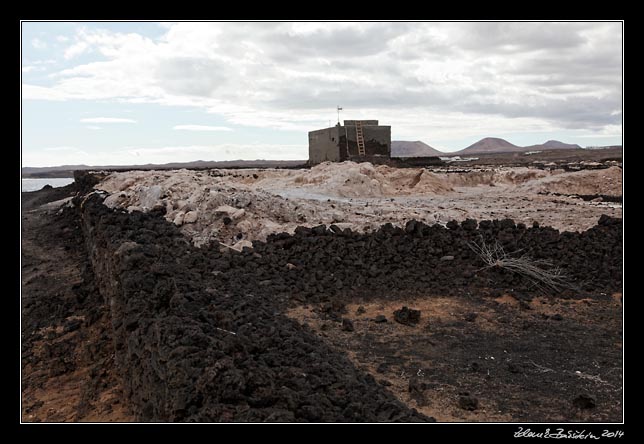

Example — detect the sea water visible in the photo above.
[22,178,75,192]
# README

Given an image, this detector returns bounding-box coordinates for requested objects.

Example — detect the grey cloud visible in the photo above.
[458,95,621,129]
[455,22,590,52]
[261,76,478,111]
[155,57,230,97]
[321,59,427,89]
[385,25,456,59]
[158,22,622,131]
[264,24,408,62]
[41,22,621,135]
[504,45,621,104]
[513,48,621,78]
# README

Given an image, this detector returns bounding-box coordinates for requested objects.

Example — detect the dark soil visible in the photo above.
[288,293,622,422]
[21,185,132,422]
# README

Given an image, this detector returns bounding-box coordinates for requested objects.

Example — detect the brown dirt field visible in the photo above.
[287,292,623,422]
[21,186,133,422]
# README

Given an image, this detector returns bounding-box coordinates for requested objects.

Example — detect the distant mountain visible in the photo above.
[447,138,584,155]
[21,165,91,175]
[22,137,590,177]
[392,141,445,157]
[453,137,523,155]
[524,140,582,151]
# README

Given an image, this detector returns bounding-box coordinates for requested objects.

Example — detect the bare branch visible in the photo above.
[215,327,237,336]
[573,371,611,385]
[468,238,570,293]
[529,360,555,373]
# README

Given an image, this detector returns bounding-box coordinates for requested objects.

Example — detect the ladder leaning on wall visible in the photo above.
[355,121,366,156]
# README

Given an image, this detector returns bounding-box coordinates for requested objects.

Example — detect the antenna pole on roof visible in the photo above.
[337,106,342,125]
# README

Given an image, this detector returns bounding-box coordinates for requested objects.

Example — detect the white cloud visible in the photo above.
[56,35,70,43]
[24,22,623,142]
[22,84,68,101]
[22,146,90,167]
[80,117,137,123]
[31,38,47,49]
[22,60,56,74]
[42,146,80,151]
[64,41,89,59]
[173,124,232,131]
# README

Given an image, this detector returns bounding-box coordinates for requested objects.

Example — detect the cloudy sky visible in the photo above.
[21,21,622,167]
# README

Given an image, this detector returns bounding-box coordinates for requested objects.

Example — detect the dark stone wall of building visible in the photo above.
[308,127,341,164]
[339,125,391,161]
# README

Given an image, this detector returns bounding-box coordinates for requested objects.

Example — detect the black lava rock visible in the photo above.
[464,312,478,322]
[598,214,621,226]
[63,318,82,333]
[376,363,389,374]
[458,395,479,411]
[461,219,478,231]
[394,307,421,326]
[573,394,596,409]
[508,363,521,374]
[405,220,417,234]
[446,220,459,230]
[150,205,166,217]
[499,218,516,229]
[408,376,431,394]
[341,318,355,332]
[311,224,327,235]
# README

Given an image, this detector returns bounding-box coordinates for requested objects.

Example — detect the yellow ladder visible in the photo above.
[355,121,366,156]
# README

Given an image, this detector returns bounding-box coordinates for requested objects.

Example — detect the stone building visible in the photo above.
[308,120,391,165]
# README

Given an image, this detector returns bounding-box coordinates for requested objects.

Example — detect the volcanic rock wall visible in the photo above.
[76,193,430,422]
[75,187,622,422]
[219,217,622,304]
